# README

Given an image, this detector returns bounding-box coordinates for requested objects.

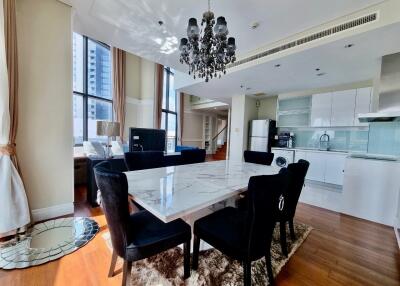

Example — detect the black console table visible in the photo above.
[86,153,182,207]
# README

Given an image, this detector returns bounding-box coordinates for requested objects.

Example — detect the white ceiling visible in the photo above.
[62,0,383,70]
[61,0,400,102]
[181,23,400,101]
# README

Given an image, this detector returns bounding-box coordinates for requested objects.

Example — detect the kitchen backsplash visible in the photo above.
[279,128,369,152]
[367,122,400,155]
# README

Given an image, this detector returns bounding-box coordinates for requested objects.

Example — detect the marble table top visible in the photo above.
[125,160,281,223]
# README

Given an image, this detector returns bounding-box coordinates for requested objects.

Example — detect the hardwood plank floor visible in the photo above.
[1,187,399,286]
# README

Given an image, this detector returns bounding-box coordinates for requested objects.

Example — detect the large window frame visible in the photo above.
[161,67,177,152]
[73,34,113,146]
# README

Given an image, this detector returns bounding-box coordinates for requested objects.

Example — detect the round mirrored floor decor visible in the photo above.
[0,217,99,269]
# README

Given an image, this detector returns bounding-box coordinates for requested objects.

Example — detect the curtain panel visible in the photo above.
[112,47,126,142]
[0,0,30,237]
[155,64,164,129]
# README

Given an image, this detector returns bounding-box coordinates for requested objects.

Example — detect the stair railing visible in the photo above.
[211,125,227,150]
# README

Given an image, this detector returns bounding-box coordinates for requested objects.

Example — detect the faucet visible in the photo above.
[319,132,330,151]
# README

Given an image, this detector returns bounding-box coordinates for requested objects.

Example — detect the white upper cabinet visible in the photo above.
[354,87,372,126]
[311,93,332,127]
[331,90,356,126]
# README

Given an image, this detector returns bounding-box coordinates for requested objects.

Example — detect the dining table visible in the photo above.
[124,160,281,223]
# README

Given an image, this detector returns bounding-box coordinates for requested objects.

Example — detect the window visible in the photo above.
[73,33,112,145]
[161,68,177,153]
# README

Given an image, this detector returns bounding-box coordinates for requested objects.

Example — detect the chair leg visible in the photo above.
[265,251,274,285]
[280,221,288,257]
[192,235,200,270]
[183,240,191,279]
[289,219,296,240]
[121,260,132,286]
[108,251,118,277]
[243,260,251,286]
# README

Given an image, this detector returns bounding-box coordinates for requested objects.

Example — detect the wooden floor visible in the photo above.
[1,188,399,286]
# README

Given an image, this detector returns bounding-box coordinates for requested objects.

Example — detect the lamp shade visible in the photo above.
[96,121,120,137]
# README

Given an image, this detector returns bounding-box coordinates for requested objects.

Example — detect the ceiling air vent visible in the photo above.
[229,12,378,68]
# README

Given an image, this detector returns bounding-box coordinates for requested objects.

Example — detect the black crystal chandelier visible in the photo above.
[179,0,236,82]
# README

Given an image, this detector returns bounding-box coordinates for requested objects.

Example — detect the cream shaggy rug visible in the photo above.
[103,222,312,286]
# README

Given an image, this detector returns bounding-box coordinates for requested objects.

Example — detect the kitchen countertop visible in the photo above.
[271,147,349,154]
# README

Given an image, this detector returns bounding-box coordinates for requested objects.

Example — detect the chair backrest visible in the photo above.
[244,170,290,260]
[284,159,310,219]
[243,151,274,165]
[94,161,130,258]
[124,151,165,171]
[181,149,206,164]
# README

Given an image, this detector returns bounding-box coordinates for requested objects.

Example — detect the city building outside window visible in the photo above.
[73,32,112,145]
[161,67,177,153]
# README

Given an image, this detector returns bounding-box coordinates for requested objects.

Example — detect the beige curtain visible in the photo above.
[0,0,30,238]
[112,47,126,142]
[155,64,164,129]
[179,92,184,144]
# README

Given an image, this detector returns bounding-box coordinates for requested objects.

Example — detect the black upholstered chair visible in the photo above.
[124,151,165,171]
[243,150,274,165]
[278,159,309,257]
[180,149,206,165]
[94,162,192,285]
[192,171,290,286]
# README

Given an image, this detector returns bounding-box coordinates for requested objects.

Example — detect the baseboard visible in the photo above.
[31,203,74,222]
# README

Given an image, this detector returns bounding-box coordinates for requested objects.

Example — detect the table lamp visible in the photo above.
[96,121,121,158]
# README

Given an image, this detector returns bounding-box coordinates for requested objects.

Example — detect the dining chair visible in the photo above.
[192,171,290,286]
[124,151,165,171]
[180,149,206,164]
[243,150,274,165]
[94,161,192,286]
[278,159,309,257]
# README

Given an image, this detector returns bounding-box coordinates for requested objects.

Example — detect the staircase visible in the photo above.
[212,143,227,160]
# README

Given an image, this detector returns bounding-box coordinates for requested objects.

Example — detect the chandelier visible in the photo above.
[179,0,236,82]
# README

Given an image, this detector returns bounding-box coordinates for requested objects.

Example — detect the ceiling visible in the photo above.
[62,0,383,70]
[180,22,400,101]
[61,0,400,102]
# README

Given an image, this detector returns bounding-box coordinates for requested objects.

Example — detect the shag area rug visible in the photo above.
[103,222,312,286]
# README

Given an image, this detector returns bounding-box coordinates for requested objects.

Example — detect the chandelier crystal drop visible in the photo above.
[179,0,236,82]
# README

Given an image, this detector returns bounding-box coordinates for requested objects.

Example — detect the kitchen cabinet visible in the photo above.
[304,152,326,181]
[354,87,372,126]
[310,93,332,127]
[331,90,356,126]
[293,149,346,185]
[342,157,400,226]
[324,153,346,185]
[277,96,311,127]
[294,150,307,162]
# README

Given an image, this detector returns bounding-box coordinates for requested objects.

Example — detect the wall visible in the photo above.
[181,94,228,149]
[243,96,258,152]
[229,95,258,161]
[123,54,155,141]
[16,0,73,219]
[258,96,277,120]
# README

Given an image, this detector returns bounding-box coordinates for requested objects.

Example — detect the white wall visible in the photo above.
[123,54,155,141]
[16,0,73,219]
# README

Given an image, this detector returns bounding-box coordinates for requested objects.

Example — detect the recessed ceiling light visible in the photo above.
[158,20,164,26]
[275,64,281,67]
[344,44,354,48]
[316,72,326,76]
[251,22,260,30]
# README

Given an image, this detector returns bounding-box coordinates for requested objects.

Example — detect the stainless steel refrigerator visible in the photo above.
[248,119,276,152]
